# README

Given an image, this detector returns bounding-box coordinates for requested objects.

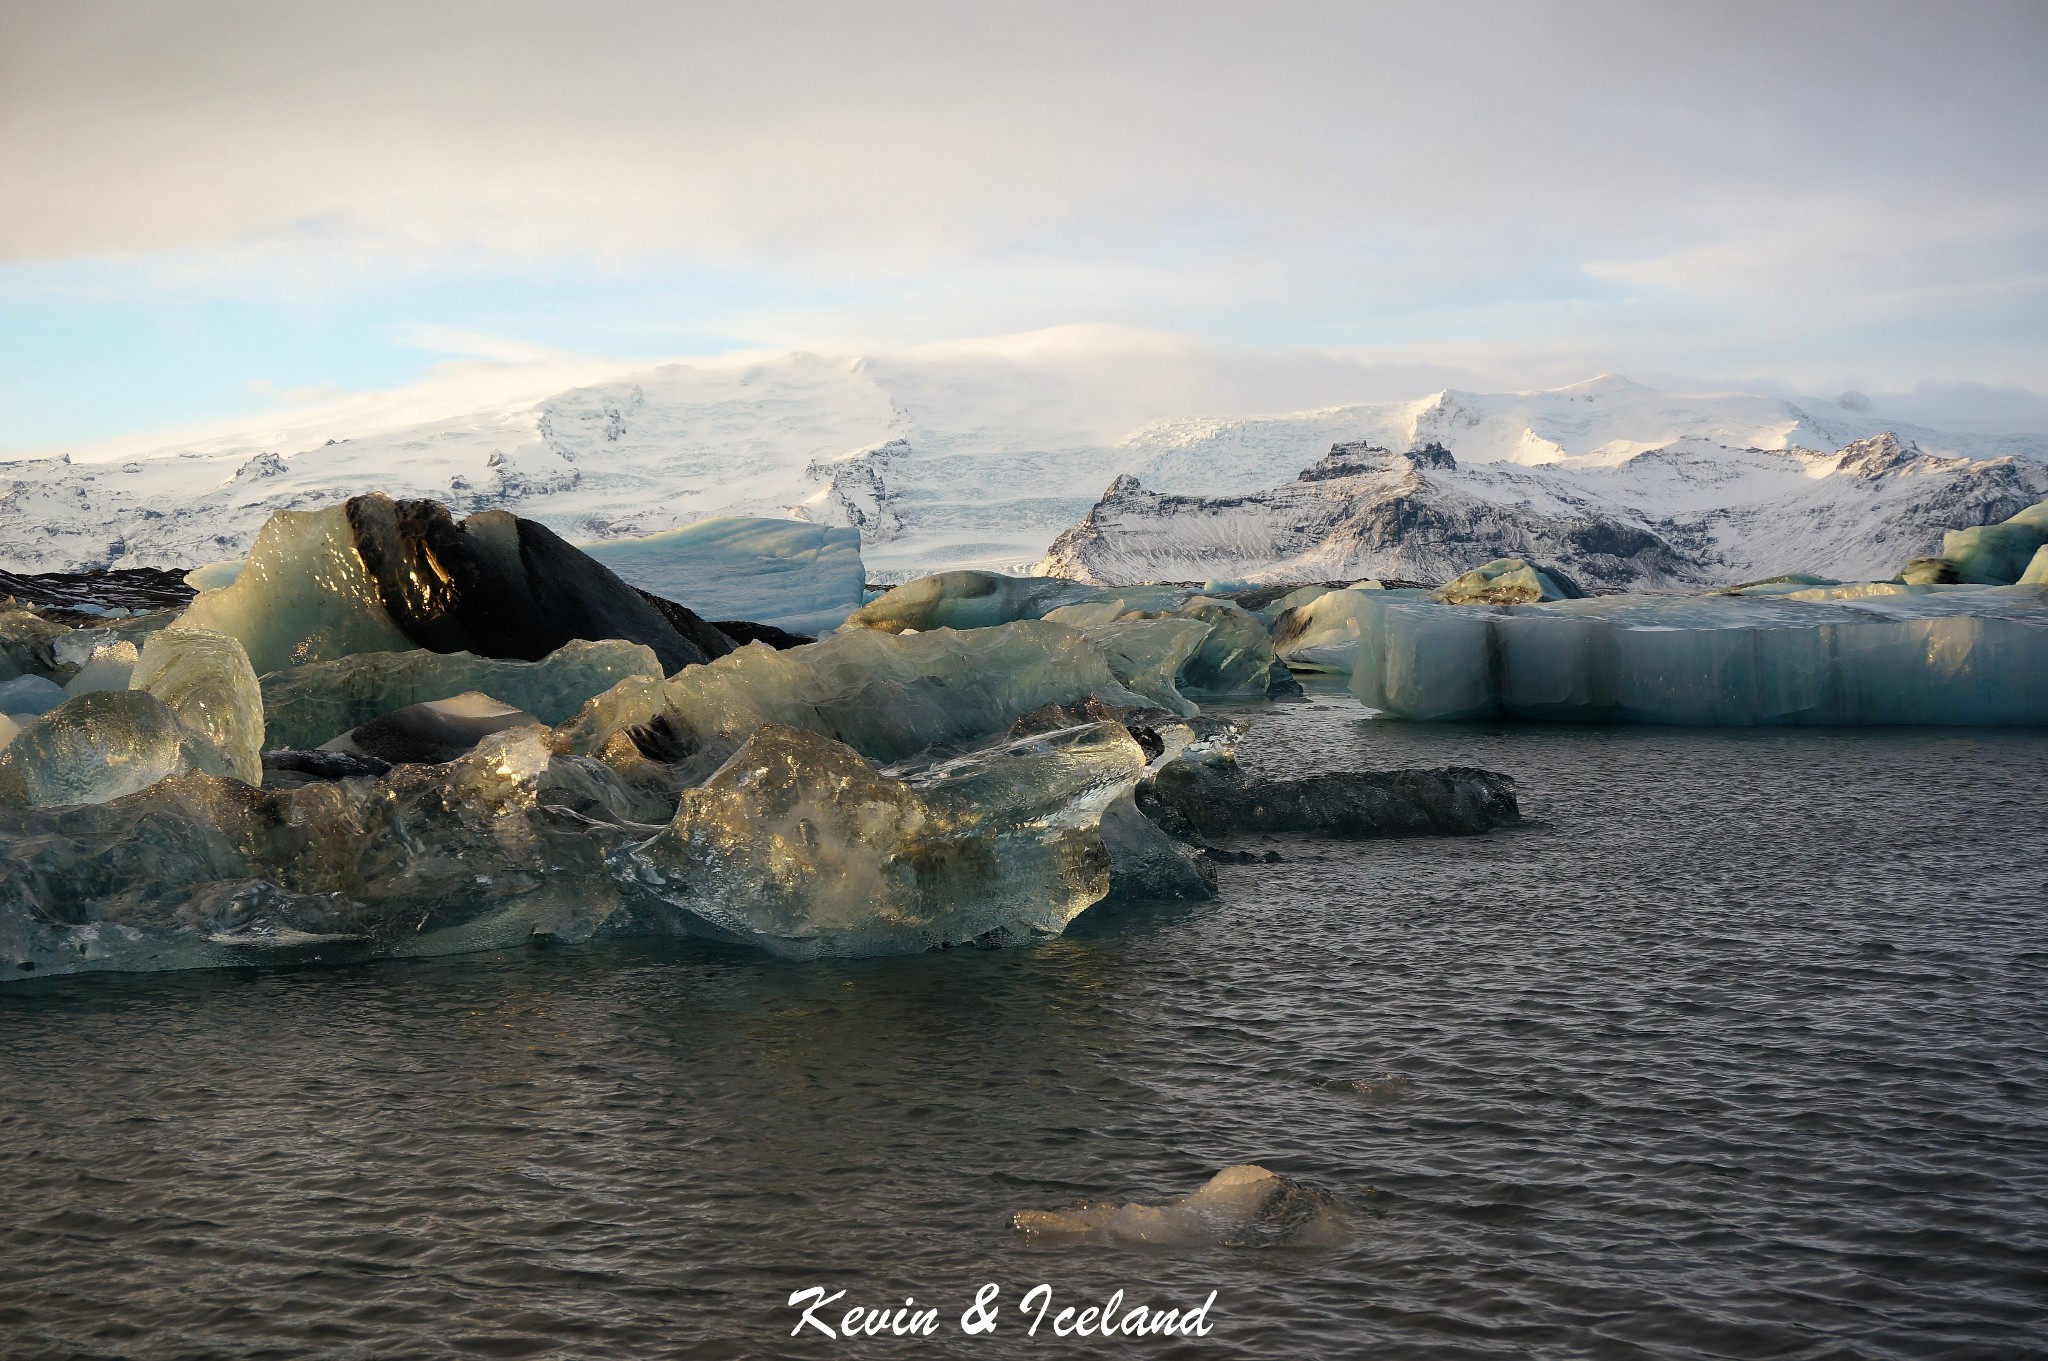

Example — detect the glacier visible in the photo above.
[7,354,2043,590]
[578,517,867,635]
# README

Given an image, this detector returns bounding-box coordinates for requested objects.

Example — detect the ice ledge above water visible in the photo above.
[1346,583,2048,726]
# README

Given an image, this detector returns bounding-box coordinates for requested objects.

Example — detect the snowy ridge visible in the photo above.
[2,352,2043,582]
[1036,435,2048,588]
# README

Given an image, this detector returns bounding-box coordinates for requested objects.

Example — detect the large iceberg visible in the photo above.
[180,496,737,675]
[610,721,1146,957]
[1347,584,2048,725]
[580,517,867,635]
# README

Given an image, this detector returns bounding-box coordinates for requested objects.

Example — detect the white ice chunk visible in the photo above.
[183,560,245,592]
[177,502,415,674]
[579,517,867,634]
[1270,586,1415,672]
[611,720,1145,957]
[1012,1165,1344,1247]
[0,713,17,753]
[132,628,265,783]
[1434,557,1583,604]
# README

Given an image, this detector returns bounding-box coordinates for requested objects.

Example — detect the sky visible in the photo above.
[3,0,2046,453]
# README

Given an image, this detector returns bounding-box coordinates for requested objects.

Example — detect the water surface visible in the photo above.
[4,687,2045,1358]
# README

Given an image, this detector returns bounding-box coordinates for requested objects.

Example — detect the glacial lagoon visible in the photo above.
[4,685,2044,1359]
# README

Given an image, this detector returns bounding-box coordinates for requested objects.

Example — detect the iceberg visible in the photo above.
[609,720,1145,958]
[1063,617,1209,716]
[259,639,661,751]
[557,619,1154,770]
[0,728,638,978]
[1043,596,1286,701]
[0,690,201,809]
[843,570,1107,633]
[132,628,264,784]
[1348,585,2048,725]
[579,517,867,635]
[178,502,418,674]
[2024,545,2048,586]
[1434,557,1585,605]
[0,608,71,683]
[180,496,736,676]
[1936,496,2048,583]
[1270,586,1420,672]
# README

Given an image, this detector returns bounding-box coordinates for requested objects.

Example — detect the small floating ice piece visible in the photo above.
[1012,1165,1345,1247]
[63,641,139,696]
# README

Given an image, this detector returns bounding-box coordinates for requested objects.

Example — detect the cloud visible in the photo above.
[1,0,2045,426]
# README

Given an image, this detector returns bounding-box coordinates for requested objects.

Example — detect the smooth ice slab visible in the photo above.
[1348,585,2048,725]
[580,517,867,634]
[610,720,1145,957]
[260,639,661,751]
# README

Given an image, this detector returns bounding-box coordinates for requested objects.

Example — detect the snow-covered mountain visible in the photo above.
[1036,435,2048,588]
[1,355,2042,583]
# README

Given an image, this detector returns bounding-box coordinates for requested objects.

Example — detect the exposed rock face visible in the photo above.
[1138,743,1521,842]
[1036,436,2048,590]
